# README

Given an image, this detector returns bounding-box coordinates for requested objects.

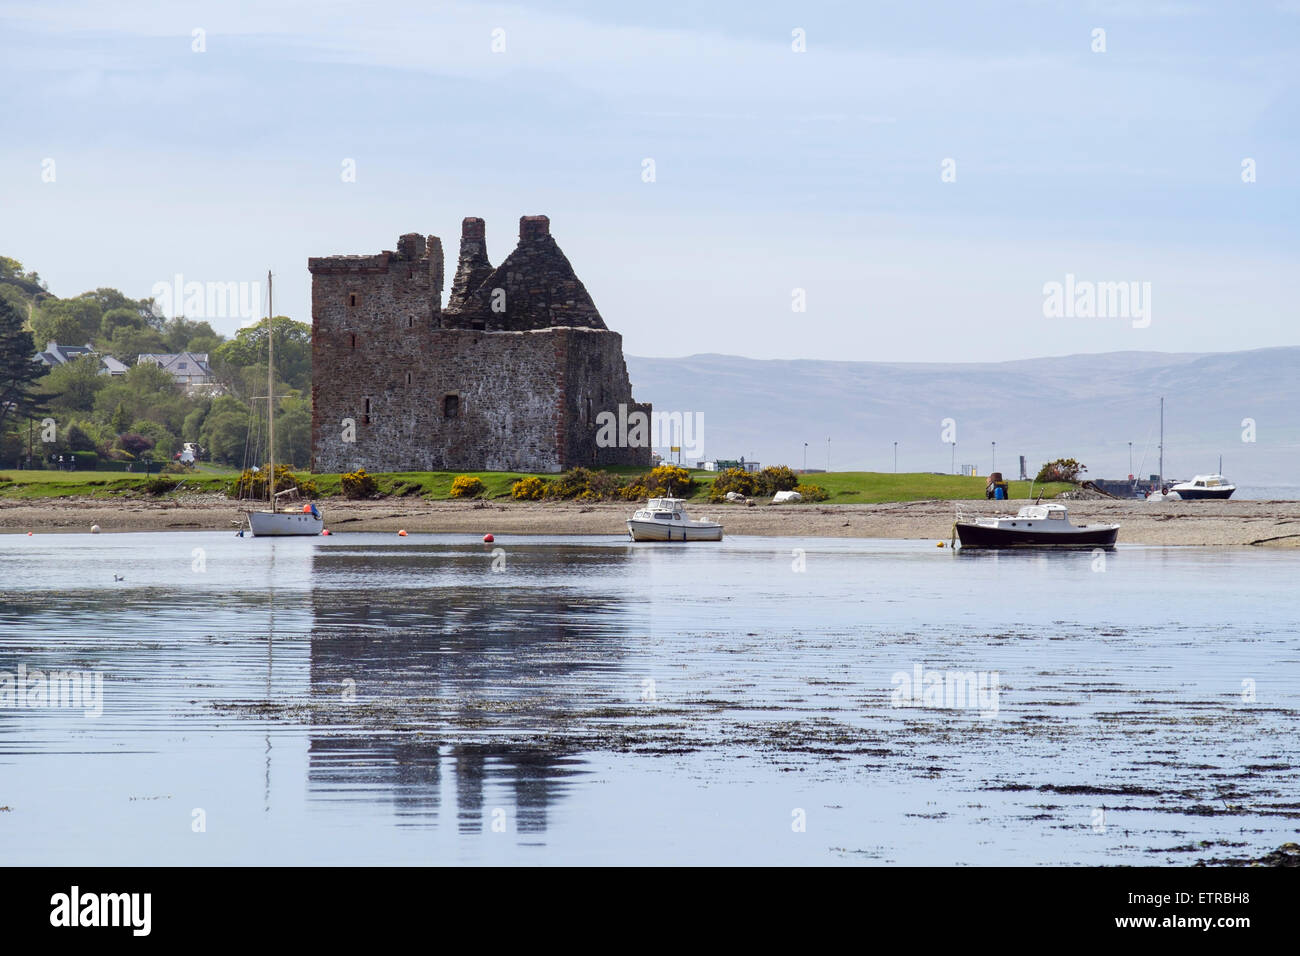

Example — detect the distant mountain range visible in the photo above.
[625,347,1300,486]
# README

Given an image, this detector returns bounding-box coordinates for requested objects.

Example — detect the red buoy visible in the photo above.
[398,529,408,536]
[483,533,494,543]
[321,529,331,535]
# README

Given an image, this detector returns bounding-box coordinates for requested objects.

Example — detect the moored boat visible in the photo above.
[1169,474,1235,500]
[243,270,323,537]
[955,503,1118,549]
[627,498,723,542]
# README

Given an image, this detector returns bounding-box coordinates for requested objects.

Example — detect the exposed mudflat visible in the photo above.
[4,495,1300,546]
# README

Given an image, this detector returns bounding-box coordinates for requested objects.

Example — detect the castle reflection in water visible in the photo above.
[301,540,643,836]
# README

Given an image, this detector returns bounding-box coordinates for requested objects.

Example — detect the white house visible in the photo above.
[136,351,213,386]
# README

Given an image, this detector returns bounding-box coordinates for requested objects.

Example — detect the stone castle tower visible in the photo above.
[308,215,651,474]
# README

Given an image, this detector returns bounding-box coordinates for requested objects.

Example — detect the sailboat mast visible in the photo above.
[1158,396,1164,487]
[267,270,274,505]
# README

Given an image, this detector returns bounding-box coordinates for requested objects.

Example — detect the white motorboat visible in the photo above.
[627,498,723,541]
[1169,474,1235,500]
[955,503,1119,549]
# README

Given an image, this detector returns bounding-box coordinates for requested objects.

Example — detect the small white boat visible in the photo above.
[242,270,323,537]
[627,498,723,542]
[1169,474,1235,500]
[248,495,324,536]
[955,503,1118,549]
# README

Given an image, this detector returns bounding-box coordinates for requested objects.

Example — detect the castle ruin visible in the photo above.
[309,216,651,474]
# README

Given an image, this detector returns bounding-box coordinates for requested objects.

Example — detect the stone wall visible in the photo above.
[309,218,650,474]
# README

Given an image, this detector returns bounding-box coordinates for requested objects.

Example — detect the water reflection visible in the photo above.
[300,542,639,836]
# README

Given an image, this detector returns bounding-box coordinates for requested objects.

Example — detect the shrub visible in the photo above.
[757,465,798,495]
[708,467,762,502]
[340,469,378,500]
[450,475,485,499]
[231,464,320,500]
[622,464,695,500]
[511,476,549,500]
[545,467,628,501]
[142,476,178,496]
[161,461,190,475]
[1035,458,1086,483]
[119,433,154,458]
[72,451,99,470]
[576,470,625,501]
[794,483,829,502]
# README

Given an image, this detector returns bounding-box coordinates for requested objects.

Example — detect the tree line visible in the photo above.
[0,256,311,470]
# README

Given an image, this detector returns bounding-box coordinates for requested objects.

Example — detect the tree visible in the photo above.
[274,392,312,468]
[100,307,146,340]
[80,288,156,327]
[30,297,102,347]
[93,362,194,435]
[212,316,311,395]
[1036,458,1086,483]
[0,296,52,437]
[199,394,252,465]
[109,401,131,435]
[104,323,167,364]
[66,421,98,452]
[161,317,220,353]
[41,353,106,415]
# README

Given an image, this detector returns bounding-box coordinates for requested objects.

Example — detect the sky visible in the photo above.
[1,0,1296,362]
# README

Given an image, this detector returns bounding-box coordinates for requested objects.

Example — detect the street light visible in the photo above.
[1128,441,1133,477]
[893,441,898,473]
[803,442,808,472]
[951,441,956,475]
[826,437,831,472]
[991,441,996,475]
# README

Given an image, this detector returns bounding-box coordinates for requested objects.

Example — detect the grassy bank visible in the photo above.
[0,467,1071,503]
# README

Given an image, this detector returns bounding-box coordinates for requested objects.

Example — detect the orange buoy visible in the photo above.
[483,533,494,543]
[302,503,312,513]
[937,541,945,547]
[398,529,408,536]
[26,531,33,536]
[321,529,331,535]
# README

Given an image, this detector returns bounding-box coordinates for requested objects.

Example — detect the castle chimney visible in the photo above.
[519,215,550,243]
[447,217,493,312]
[427,235,444,311]
[397,232,423,260]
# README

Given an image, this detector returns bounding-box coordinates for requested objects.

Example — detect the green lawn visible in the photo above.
[0,466,1072,503]
[790,471,1072,504]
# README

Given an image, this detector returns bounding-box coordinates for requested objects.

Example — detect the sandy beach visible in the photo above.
[2,494,1299,546]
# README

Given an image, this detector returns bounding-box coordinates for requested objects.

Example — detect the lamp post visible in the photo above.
[893,441,898,473]
[991,441,996,475]
[1128,441,1133,476]
[951,441,956,475]
[803,442,808,472]
[826,437,831,473]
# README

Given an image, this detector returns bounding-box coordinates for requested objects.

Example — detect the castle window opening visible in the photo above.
[443,394,459,419]
[406,372,412,385]
[363,397,371,425]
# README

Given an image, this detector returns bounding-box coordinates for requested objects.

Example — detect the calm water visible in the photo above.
[1,531,1297,865]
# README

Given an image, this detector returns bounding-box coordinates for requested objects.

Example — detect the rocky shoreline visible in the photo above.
[2,495,1299,546]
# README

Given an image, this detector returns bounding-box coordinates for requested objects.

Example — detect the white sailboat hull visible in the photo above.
[248,510,324,536]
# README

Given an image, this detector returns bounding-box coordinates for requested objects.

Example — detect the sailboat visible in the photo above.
[246,271,324,536]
